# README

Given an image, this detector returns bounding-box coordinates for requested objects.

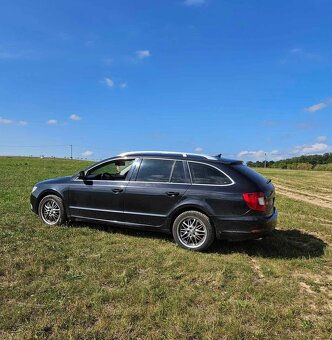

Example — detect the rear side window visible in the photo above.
[171,161,189,183]
[189,162,232,185]
[136,159,174,182]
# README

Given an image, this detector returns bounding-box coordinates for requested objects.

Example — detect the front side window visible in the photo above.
[189,162,232,185]
[136,159,174,182]
[87,159,134,180]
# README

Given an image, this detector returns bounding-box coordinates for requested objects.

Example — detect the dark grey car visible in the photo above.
[31,151,277,251]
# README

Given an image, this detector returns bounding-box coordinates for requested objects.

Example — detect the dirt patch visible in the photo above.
[275,184,332,210]
[299,281,316,295]
[297,272,332,310]
[250,258,264,281]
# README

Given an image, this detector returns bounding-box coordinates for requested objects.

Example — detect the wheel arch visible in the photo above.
[36,190,67,215]
[167,203,214,232]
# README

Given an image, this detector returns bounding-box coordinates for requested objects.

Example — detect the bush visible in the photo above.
[296,163,313,170]
[314,163,332,171]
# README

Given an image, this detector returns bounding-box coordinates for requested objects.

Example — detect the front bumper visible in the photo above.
[213,208,278,241]
[30,193,39,214]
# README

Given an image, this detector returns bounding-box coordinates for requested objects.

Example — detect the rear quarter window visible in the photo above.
[189,162,232,185]
[231,164,269,187]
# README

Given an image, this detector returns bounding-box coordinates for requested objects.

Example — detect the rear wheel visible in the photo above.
[172,210,215,251]
[38,195,66,226]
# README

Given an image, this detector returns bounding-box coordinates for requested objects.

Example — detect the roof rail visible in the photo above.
[118,150,216,160]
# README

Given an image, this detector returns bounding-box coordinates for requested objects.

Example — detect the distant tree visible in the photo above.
[247,153,331,170]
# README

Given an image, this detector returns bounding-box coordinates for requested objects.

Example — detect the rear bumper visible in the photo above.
[212,208,278,241]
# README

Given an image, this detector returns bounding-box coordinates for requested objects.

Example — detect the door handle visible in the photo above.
[166,191,180,197]
[112,188,123,194]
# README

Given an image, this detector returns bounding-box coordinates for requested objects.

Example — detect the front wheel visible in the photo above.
[172,211,215,251]
[38,195,66,226]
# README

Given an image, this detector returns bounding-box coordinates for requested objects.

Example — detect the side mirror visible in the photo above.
[78,170,86,179]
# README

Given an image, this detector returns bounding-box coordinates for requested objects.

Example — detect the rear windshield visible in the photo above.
[231,164,269,187]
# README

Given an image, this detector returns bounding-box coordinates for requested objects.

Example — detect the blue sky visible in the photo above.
[0,0,331,161]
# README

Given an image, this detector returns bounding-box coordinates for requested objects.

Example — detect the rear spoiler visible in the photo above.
[213,154,243,165]
[220,159,243,165]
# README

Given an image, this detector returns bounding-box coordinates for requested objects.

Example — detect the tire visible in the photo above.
[38,195,66,226]
[172,210,215,251]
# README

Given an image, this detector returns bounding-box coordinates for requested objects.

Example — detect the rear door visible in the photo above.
[123,158,191,227]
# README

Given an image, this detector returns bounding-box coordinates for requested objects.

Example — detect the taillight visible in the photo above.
[242,192,266,211]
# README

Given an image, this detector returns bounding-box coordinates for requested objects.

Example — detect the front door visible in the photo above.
[68,158,135,223]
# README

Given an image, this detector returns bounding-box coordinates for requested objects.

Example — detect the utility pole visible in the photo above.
[264,152,267,168]
[70,144,73,159]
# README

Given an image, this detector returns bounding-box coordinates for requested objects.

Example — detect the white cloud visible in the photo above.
[305,98,332,112]
[184,0,206,6]
[47,119,57,125]
[194,147,204,152]
[0,117,12,124]
[316,136,327,142]
[18,120,28,126]
[305,102,328,113]
[237,150,281,161]
[291,143,329,155]
[119,82,127,89]
[81,150,93,157]
[104,77,114,87]
[238,150,266,160]
[136,50,151,59]
[238,140,332,162]
[69,114,81,121]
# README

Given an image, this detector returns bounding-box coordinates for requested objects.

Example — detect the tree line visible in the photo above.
[247,153,332,170]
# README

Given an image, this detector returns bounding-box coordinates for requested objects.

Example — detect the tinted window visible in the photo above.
[231,164,268,187]
[189,162,232,185]
[136,159,174,182]
[170,161,189,183]
[88,159,134,180]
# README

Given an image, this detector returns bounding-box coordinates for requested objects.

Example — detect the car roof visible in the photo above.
[117,151,242,164]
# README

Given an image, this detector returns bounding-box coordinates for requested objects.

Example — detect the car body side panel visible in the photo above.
[123,182,191,227]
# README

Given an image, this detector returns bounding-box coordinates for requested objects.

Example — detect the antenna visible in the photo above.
[214,153,222,158]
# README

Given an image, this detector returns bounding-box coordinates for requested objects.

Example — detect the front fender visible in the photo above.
[31,187,68,215]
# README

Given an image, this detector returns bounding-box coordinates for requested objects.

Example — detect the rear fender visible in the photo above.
[166,200,214,231]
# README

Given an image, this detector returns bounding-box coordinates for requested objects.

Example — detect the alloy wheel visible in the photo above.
[177,217,207,249]
[41,199,60,225]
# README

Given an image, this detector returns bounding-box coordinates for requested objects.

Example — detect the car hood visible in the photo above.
[38,176,72,186]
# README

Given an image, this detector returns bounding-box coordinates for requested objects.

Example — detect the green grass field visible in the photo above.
[0,157,331,339]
